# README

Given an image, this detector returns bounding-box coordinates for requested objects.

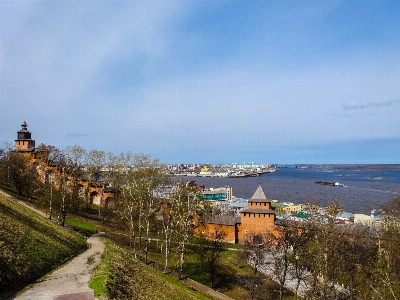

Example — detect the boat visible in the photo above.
[228,172,248,178]
[315,181,345,187]
[315,181,335,186]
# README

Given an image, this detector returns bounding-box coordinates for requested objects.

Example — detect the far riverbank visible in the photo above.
[175,166,400,214]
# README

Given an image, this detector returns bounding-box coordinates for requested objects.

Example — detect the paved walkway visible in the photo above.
[0,191,49,219]
[2,191,231,300]
[13,233,105,300]
[0,191,105,300]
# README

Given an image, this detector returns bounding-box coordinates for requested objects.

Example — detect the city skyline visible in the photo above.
[1,1,399,164]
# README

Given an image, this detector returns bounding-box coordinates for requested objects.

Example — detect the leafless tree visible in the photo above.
[262,226,296,300]
[34,143,61,219]
[131,155,167,264]
[370,196,400,299]
[338,225,378,300]
[241,230,266,275]
[48,147,85,227]
[301,199,345,299]
[198,225,227,288]
[159,198,174,273]
[113,152,139,256]
[85,149,106,214]
[172,181,205,279]
[0,142,14,188]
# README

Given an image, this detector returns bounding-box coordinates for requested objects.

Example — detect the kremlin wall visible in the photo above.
[196,184,278,244]
[13,121,279,244]
[13,122,116,209]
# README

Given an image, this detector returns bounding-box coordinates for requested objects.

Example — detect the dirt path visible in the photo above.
[12,233,105,300]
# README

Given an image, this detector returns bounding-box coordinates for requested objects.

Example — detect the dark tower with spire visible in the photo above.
[15,121,36,151]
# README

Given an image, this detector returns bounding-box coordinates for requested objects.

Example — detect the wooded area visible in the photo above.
[1,143,400,299]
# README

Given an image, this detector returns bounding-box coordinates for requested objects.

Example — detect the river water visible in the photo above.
[177,166,400,214]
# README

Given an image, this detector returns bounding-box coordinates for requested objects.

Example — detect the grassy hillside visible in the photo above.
[91,242,212,300]
[0,193,87,296]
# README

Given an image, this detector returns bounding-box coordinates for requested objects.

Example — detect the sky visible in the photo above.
[1,0,400,164]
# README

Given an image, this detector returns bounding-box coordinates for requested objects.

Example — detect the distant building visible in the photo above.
[202,186,232,201]
[271,200,302,213]
[354,213,381,227]
[337,212,355,224]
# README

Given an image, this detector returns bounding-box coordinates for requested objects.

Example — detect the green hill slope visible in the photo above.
[0,193,87,296]
[96,243,212,300]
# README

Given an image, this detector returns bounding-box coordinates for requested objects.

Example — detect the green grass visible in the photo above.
[89,243,113,297]
[117,240,295,300]
[0,193,87,297]
[65,217,97,236]
[113,239,255,298]
[90,242,212,300]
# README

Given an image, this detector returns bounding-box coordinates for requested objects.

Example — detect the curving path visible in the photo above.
[13,233,105,300]
[0,191,105,300]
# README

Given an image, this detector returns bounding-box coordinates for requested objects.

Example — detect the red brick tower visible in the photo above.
[15,121,36,152]
[237,183,277,243]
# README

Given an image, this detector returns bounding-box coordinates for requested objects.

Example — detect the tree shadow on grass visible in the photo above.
[181,261,209,284]
[213,264,237,290]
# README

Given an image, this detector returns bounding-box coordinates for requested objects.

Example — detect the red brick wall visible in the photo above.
[194,223,237,244]
[248,201,271,210]
[15,139,35,150]
[237,212,277,243]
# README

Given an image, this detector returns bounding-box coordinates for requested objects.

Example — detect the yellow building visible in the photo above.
[271,200,302,214]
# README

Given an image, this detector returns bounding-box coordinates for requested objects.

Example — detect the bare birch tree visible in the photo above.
[131,155,167,264]
[159,198,174,272]
[34,143,60,219]
[113,152,140,256]
[173,181,204,279]
[85,149,106,214]
[51,151,71,226]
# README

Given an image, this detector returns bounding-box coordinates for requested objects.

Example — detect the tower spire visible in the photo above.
[21,121,28,130]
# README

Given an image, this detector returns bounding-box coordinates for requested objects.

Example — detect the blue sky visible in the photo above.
[1,1,399,164]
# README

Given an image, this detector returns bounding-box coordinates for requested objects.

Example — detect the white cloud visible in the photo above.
[1,1,400,163]
[342,100,400,110]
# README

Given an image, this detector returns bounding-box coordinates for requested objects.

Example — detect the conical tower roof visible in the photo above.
[251,183,267,200]
[248,183,272,203]
[241,183,275,214]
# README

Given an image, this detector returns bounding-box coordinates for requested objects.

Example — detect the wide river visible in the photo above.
[176,166,400,214]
